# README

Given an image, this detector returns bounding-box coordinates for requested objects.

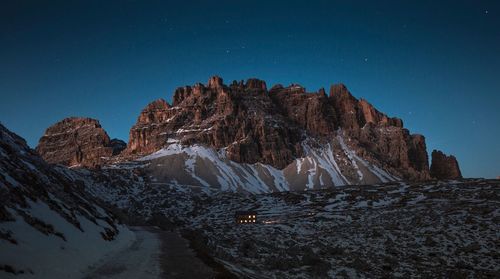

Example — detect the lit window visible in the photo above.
[248,215,252,218]
[244,220,247,223]
[253,215,256,218]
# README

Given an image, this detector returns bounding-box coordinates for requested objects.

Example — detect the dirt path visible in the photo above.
[84,226,215,279]
[83,227,162,279]
[158,230,215,279]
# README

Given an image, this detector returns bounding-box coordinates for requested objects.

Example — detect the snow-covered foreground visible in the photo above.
[0,203,135,278]
[83,227,161,279]
[84,227,215,279]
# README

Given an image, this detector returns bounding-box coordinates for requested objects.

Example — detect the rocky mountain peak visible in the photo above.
[35,76,461,182]
[36,117,123,167]
[109,138,127,155]
[329,83,351,98]
[318,87,327,96]
[245,78,267,91]
[123,76,436,180]
[208,75,224,89]
[138,99,172,124]
[430,150,462,179]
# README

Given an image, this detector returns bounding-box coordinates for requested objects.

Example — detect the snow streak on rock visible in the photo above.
[129,135,397,193]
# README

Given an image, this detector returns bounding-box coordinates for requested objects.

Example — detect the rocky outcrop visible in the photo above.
[356,124,429,180]
[125,76,433,180]
[328,84,403,130]
[127,99,176,155]
[430,150,462,179]
[36,117,122,167]
[269,84,336,136]
[127,77,303,169]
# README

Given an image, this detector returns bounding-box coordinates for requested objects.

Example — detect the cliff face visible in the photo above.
[35,76,464,182]
[126,76,431,180]
[36,117,124,168]
[127,77,304,169]
[430,150,462,179]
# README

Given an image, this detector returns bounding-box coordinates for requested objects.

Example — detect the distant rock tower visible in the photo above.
[36,117,124,167]
[430,150,462,179]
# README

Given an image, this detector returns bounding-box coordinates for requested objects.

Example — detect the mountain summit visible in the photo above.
[125,76,430,180]
[36,76,461,191]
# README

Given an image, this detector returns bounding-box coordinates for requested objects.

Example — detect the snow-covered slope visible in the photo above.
[106,132,399,194]
[0,124,134,278]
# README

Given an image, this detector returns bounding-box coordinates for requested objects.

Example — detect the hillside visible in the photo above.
[0,124,134,277]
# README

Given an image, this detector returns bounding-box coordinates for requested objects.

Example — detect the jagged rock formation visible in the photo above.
[430,150,462,179]
[127,99,176,155]
[36,117,124,168]
[126,76,431,180]
[127,77,303,170]
[35,76,463,183]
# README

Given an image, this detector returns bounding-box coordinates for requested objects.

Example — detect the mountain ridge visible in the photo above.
[35,76,462,189]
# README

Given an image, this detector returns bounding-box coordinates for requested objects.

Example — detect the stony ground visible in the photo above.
[86,176,500,278]
[185,179,500,278]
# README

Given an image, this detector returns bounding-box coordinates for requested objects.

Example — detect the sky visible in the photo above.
[0,0,499,178]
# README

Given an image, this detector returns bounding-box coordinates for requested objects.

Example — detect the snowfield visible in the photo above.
[83,227,161,279]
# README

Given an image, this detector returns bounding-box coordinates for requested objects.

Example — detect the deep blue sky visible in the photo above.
[1,1,499,178]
